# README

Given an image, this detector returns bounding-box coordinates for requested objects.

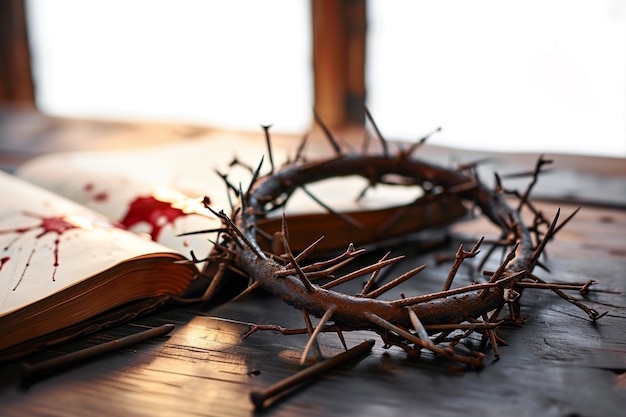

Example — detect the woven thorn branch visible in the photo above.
[182,116,606,367]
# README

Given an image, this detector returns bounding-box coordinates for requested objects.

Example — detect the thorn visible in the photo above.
[360,251,391,296]
[363,264,427,299]
[281,214,314,291]
[207,207,265,259]
[302,310,322,360]
[246,156,265,198]
[230,281,261,301]
[391,271,523,307]
[487,241,520,284]
[456,157,492,172]
[321,255,405,290]
[488,329,500,358]
[502,167,554,179]
[300,185,367,231]
[300,307,336,365]
[229,155,255,173]
[238,182,247,215]
[528,209,560,268]
[553,207,580,236]
[534,260,551,272]
[404,126,441,156]
[215,169,237,209]
[364,106,389,158]
[335,327,348,351]
[276,244,365,278]
[177,227,228,237]
[294,235,325,263]
[442,237,484,291]
[365,312,482,366]
[526,272,607,321]
[262,125,275,174]
[516,155,553,211]
[493,172,504,193]
[313,109,342,155]
[294,133,309,163]
[407,309,430,342]
[423,321,502,332]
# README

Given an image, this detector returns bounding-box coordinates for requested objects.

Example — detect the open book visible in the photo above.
[0,169,210,361]
[0,131,287,361]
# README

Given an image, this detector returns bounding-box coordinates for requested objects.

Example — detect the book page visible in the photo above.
[0,171,186,316]
[16,131,423,251]
[15,131,281,260]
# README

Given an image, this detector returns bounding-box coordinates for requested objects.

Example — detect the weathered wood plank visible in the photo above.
[1,200,623,417]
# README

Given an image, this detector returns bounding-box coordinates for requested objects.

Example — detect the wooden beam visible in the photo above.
[0,0,35,107]
[312,0,366,128]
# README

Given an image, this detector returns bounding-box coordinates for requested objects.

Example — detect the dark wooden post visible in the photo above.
[0,0,35,107]
[311,0,366,128]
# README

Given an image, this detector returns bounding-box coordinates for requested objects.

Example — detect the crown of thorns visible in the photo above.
[183,111,604,367]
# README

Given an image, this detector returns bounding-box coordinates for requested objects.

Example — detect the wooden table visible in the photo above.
[1,110,625,416]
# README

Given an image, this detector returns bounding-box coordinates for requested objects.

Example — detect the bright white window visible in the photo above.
[26,0,313,133]
[367,0,626,157]
[26,1,626,156]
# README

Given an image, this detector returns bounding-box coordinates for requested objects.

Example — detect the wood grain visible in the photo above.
[1,199,624,417]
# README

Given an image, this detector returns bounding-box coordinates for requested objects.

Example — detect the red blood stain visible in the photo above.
[37,216,78,267]
[0,256,9,271]
[119,196,189,241]
[93,192,108,202]
[1,212,79,283]
[83,182,109,202]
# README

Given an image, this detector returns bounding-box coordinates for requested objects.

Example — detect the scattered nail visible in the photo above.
[21,323,175,384]
[250,339,375,410]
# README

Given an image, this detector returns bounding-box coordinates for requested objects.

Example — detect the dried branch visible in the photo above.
[188,119,606,369]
